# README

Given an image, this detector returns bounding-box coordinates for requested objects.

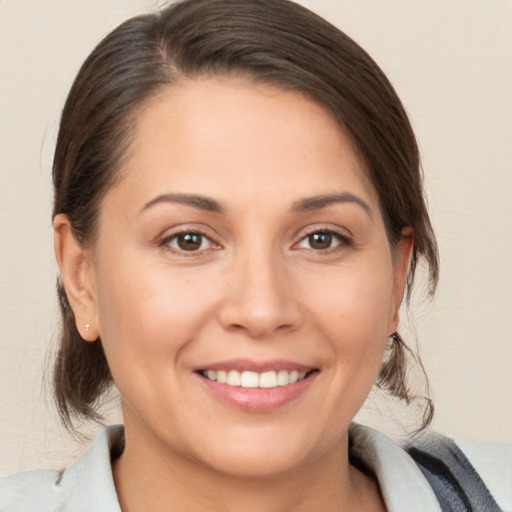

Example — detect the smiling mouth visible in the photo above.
[198,369,317,389]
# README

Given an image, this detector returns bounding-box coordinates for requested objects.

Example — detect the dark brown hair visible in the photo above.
[53,0,439,431]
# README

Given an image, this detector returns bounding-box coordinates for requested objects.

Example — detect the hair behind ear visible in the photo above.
[376,332,434,432]
[54,277,112,431]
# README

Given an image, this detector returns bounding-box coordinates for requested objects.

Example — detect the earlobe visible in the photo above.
[53,214,98,341]
[388,227,415,333]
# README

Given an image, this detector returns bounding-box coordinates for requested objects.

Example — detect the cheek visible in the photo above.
[314,263,394,338]
[306,256,395,375]
[93,253,219,375]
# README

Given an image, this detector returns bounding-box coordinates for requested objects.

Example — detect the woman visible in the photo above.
[1,0,509,510]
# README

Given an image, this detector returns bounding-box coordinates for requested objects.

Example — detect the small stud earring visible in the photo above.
[85,323,90,332]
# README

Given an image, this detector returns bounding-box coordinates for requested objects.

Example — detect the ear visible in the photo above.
[387,227,414,334]
[53,214,98,342]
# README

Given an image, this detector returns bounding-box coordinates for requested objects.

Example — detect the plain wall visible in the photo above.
[1,0,511,476]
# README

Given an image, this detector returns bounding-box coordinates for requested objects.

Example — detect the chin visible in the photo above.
[186,424,336,479]
[202,445,311,479]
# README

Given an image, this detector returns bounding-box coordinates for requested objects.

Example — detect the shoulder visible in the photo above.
[406,429,511,512]
[349,423,512,512]
[349,423,443,511]
[0,469,63,510]
[0,425,124,512]
[454,438,512,511]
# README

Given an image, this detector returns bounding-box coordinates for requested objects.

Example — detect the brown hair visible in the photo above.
[53,0,439,431]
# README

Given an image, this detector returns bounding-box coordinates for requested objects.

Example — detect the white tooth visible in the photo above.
[259,371,278,388]
[240,371,259,388]
[227,370,241,386]
[210,369,306,387]
[277,370,289,386]
[288,370,299,384]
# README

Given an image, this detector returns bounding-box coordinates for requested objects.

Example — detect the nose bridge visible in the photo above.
[217,236,301,338]
[243,243,282,305]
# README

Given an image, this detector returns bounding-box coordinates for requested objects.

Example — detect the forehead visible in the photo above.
[111,77,378,213]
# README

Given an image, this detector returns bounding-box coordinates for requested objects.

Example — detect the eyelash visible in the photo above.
[160,230,220,254]
[294,228,352,253]
[160,226,352,256]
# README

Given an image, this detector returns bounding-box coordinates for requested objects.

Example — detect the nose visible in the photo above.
[217,249,303,339]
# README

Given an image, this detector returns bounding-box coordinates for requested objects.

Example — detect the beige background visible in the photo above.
[1,0,511,477]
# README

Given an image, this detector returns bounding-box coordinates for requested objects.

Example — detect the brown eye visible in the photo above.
[164,232,213,252]
[176,233,203,251]
[296,230,349,252]
[308,232,333,250]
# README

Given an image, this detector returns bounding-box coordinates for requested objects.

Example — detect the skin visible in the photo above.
[54,78,413,512]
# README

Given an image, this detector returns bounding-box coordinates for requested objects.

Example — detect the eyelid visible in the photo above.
[158,226,222,253]
[295,223,352,240]
[292,225,353,251]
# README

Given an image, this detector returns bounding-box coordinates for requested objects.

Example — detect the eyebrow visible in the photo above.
[140,191,372,218]
[141,193,224,214]
[292,193,373,218]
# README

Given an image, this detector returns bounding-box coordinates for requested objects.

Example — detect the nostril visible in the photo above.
[226,321,294,337]
[228,323,245,331]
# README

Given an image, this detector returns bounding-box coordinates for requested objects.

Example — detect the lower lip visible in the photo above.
[197,372,318,413]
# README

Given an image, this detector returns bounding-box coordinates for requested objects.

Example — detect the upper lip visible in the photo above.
[196,359,316,373]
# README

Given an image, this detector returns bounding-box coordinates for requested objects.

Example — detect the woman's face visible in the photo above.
[84,78,411,477]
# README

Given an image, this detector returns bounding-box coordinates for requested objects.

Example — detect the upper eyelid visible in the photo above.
[295,224,353,241]
[156,223,352,247]
[163,231,211,242]
[158,229,219,252]
[297,231,349,245]
[292,225,354,251]
[158,224,218,242]
[160,231,222,256]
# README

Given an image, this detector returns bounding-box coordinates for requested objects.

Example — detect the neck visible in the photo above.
[113,420,385,512]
